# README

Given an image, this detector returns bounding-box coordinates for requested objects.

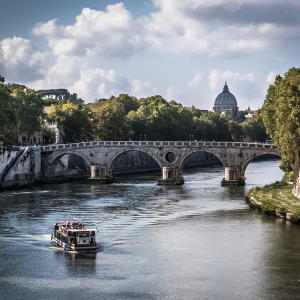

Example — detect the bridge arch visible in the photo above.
[48,151,91,167]
[107,148,163,174]
[240,151,280,178]
[179,149,224,173]
[45,151,91,177]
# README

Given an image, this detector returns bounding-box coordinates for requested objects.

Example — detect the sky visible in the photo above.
[0,0,299,110]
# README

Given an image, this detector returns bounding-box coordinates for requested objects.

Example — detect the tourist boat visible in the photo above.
[51,220,98,252]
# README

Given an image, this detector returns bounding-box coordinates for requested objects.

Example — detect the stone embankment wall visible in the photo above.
[0,148,40,189]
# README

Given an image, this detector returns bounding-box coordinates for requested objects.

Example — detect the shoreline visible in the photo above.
[245,181,300,224]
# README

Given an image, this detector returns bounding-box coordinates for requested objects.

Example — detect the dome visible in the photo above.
[213,82,238,113]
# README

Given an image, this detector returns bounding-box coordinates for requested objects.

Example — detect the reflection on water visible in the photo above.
[1,160,300,299]
[54,251,97,276]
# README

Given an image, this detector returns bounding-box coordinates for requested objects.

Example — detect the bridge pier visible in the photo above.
[221,167,245,186]
[158,167,184,185]
[88,165,115,184]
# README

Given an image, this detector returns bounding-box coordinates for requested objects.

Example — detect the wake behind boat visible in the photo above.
[51,220,98,252]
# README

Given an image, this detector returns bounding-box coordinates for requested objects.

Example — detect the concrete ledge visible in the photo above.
[157,177,184,185]
[221,178,245,186]
[87,176,115,184]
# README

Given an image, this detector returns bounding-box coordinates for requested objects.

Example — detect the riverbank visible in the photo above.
[246,181,300,223]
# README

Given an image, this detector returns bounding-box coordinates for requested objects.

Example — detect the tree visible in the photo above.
[260,67,300,184]
[90,94,138,140]
[0,77,15,145]
[228,121,244,141]
[0,81,44,145]
[47,102,94,143]
[195,112,232,141]
[127,96,194,140]
[7,84,44,139]
[240,119,267,142]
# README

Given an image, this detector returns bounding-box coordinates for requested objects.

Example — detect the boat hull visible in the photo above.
[51,236,98,252]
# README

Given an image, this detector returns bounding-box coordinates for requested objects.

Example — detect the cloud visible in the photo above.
[33,4,143,58]
[70,68,130,100]
[188,72,203,88]
[1,1,299,108]
[30,0,299,61]
[266,71,277,84]
[131,80,158,98]
[153,0,300,25]
[0,36,45,81]
[209,69,254,93]
[164,86,181,101]
[149,0,300,56]
[28,55,130,101]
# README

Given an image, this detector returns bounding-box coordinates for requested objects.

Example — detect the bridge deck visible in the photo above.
[40,141,277,152]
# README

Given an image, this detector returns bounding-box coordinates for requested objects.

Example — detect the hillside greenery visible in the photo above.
[0,76,268,145]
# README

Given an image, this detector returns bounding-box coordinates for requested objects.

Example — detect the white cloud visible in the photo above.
[266,71,277,84]
[164,86,181,101]
[0,36,45,81]
[188,72,203,88]
[149,0,300,56]
[131,80,158,98]
[33,4,143,58]
[209,69,254,93]
[70,68,130,100]
[1,1,299,109]
[30,0,298,61]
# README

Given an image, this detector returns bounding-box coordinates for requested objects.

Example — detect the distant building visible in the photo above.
[43,106,63,144]
[244,107,257,120]
[18,132,43,146]
[213,82,239,119]
[184,106,208,115]
[37,89,83,104]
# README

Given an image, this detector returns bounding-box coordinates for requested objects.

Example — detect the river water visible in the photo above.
[1,160,300,300]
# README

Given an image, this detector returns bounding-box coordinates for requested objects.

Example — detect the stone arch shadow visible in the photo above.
[45,151,91,177]
[179,149,224,174]
[107,149,163,178]
[241,152,281,178]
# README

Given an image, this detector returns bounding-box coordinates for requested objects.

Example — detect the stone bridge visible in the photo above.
[40,140,279,186]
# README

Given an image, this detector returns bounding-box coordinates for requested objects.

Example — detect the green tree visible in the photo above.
[195,112,231,141]
[228,120,244,141]
[241,119,267,142]
[7,84,44,140]
[0,77,15,145]
[260,67,300,177]
[0,80,44,145]
[47,102,94,143]
[127,96,194,140]
[89,94,138,140]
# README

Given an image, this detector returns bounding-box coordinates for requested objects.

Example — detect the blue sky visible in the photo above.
[0,0,299,110]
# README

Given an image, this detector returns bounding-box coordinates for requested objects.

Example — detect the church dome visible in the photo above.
[213,82,238,113]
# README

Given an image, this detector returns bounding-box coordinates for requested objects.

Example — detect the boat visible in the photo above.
[51,220,98,252]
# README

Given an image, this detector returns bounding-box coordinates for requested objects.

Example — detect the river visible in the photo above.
[1,159,300,300]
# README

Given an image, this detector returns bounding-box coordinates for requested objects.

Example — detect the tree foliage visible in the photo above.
[47,102,93,143]
[260,67,300,173]
[0,79,44,145]
[0,76,269,146]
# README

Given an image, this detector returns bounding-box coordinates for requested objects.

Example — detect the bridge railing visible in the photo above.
[40,141,277,151]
